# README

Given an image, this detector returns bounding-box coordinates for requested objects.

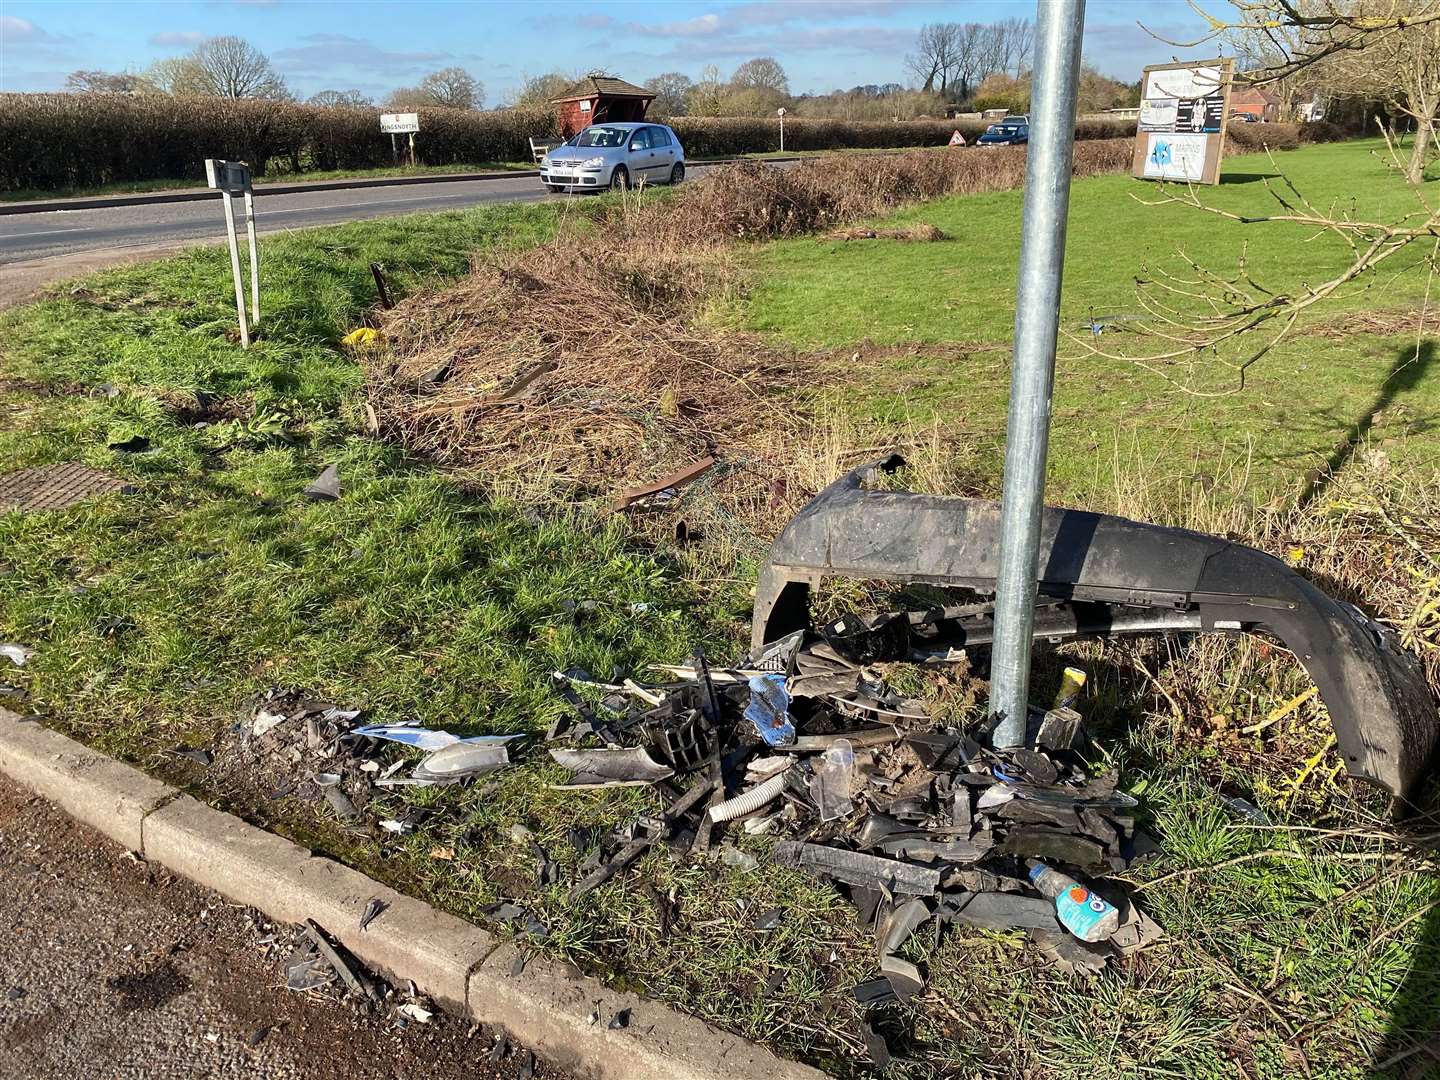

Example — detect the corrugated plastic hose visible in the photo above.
[707,767,791,823]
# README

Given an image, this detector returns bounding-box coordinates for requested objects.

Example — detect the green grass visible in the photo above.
[1,141,1437,1078]
[741,138,1440,500]
[0,159,538,202]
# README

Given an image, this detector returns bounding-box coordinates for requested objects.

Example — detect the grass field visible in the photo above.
[1,139,1437,1078]
[741,138,1440,500]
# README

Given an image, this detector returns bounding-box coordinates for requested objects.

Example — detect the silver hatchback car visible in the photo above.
[540,122,686,193]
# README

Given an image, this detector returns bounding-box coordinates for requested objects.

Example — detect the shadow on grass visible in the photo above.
[1297,338,1437,509]
[1373,777,1440,1077]
[1217,171,1278,185]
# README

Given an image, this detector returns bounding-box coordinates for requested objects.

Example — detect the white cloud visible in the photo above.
[629,13,724,38]
[272,33,450,77]
[2,15,65,42]
[149,31,207,47]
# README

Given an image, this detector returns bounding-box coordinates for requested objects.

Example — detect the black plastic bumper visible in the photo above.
[752,457,1438,801]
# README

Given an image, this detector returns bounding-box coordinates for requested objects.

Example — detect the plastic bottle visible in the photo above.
[1027,861,1120,942]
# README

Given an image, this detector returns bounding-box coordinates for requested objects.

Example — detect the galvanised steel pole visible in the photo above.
[988,0,1087,746]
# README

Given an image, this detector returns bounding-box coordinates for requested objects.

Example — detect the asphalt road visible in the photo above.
[0,166,730,266]
[0,781,566,1080]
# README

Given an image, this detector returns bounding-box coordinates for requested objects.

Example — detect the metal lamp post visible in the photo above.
[987,0,1088,746]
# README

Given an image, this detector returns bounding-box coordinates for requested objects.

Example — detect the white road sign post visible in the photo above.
[205,158,259,348]
[777,107,786,153]
[381,113,420,167]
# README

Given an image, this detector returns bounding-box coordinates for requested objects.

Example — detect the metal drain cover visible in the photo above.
[0,462,131,512]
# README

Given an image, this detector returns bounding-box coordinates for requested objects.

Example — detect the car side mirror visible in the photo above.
[630,142,641,151]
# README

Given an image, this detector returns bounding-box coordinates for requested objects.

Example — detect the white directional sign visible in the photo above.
[380,112,420,134]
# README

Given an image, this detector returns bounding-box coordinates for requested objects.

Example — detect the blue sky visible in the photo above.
[1,1,1217,103]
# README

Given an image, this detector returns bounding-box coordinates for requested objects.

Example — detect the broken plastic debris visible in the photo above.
[718,845,759,873]
[940,891,1061,932]
[1220,794,1272,824]
[353,723,521,753]
[359,898,386,932]
[744,673,796,747]
[773,841,942,896]
[549,747,674,789]
[322,785,360,822]
[411,741,510,784]
[0,643,32,667]
[251,710,288,738]
[397,1002,432,1023]
[808,738,855,822]
[303,464,341,501]
[168,745,213,766]
[879,954,924,1001]
[752,907,784,932]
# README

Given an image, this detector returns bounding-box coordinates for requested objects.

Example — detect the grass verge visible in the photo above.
[1,143,1437,1079]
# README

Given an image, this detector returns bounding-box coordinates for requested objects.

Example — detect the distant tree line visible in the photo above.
[60,22,1141,124]
[63,35,485,111]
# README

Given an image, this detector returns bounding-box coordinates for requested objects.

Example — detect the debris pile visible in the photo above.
[209,688,519,831]
[545,618,1167,1022]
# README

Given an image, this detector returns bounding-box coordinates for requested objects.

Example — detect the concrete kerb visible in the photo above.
[0,708,826,1080]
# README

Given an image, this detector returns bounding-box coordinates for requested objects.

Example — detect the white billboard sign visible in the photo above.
[1142,132,1209,182]
[380,112,420,134]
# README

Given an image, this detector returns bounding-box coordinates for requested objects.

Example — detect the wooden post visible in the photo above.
[220,191,250,348]
[243,189,260,327]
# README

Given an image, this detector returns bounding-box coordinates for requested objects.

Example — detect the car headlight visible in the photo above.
[581,156,605,169]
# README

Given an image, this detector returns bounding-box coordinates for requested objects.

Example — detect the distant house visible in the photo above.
[1230,85,1280,122]
[549,74,655,137]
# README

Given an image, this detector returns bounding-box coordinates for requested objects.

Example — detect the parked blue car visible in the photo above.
[977,116,1029,146]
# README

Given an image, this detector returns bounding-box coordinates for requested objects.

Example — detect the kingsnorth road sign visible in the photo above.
[379,112,420,134]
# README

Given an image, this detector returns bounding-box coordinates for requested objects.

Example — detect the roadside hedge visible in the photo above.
[0,91,1353,193]
[666,116,1135,157]
[0,94,561,191]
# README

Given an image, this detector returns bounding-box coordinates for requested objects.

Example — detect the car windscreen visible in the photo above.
[574,126,629,148]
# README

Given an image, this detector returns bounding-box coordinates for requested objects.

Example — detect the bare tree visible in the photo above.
[144,56,202,95]
[183,36,289,99]
[906,22,960,95]
[644,71,693,116]
[387,67,484,110]
[993,16,1035,77]
[730,57,789,96]
[1323,11,1440,182]
[510,72,571,106]
[308,89,372,108]
[687,65,726,116]
[65,69,146,94]
[418,67,484,109]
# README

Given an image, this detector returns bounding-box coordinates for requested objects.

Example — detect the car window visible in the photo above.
[629,127,651,150]
[575,126,629,148]
[649,126,671,147]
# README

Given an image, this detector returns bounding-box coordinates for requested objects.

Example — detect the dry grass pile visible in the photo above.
[1089,446,1440,799]
[366,143,1142,506]
[621,138,1134,243]
[366,241,812,502]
